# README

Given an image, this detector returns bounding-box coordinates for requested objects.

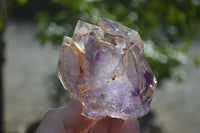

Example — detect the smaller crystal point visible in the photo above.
[58,18,157,120]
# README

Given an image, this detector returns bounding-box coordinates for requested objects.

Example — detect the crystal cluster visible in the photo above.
[58,18,157,120]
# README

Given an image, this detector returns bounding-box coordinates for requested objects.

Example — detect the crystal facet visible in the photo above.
[58,18,157,120]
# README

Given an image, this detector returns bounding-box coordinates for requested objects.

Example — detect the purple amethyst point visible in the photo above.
[58,18,157,120]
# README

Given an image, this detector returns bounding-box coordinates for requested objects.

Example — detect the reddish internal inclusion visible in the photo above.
[58,18,157,120]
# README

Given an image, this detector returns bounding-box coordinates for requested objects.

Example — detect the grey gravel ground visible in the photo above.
[4,22,200,133]
[4,21,60,133]
[151,40,200,133]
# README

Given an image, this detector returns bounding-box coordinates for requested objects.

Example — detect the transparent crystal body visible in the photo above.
[58,18,157,120]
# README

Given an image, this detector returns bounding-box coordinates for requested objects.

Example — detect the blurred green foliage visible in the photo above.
[15,0,200,84]
[0,0,8,31]
[35,0,200,44]
[194,55,200,66]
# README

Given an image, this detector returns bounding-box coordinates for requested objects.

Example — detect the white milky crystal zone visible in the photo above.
[62,36,72,43]
[98,18,144,51]
[58,38,81,96]
[72,20,104,51]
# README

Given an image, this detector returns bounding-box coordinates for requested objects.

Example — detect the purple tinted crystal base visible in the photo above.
[58,18,157,120]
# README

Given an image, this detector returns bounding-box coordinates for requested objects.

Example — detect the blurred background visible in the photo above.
[0,0,200,133]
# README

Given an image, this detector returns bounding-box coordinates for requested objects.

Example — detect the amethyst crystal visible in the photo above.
[58,18,157,120]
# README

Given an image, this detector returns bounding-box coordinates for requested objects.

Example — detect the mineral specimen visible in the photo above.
[58,18,157,120]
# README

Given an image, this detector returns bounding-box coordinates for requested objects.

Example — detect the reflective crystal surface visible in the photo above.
[58,18,157,120]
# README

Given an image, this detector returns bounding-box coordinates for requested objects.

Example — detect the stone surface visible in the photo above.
[58,18,157,120]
